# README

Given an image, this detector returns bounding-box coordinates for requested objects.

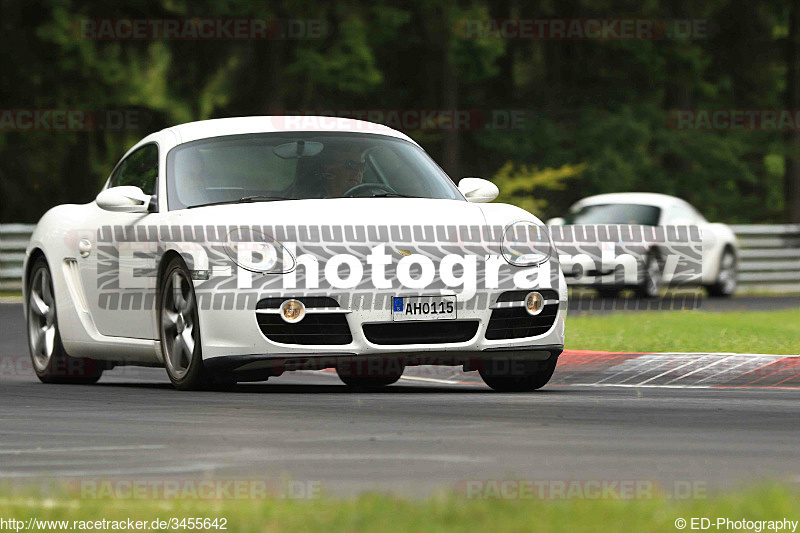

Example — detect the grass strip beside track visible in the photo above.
[1,485,798,532]
[566,309,800,355]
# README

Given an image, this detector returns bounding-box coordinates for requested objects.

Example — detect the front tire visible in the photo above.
[26,257,103,384]
[478,356,558,392]
[634,252,661,299]
[159,257,210,390]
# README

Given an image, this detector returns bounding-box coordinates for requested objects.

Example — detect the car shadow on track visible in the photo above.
[89,381,569,395]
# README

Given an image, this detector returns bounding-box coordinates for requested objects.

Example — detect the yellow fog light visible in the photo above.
[280,299,306,323]
[525,292,544,316]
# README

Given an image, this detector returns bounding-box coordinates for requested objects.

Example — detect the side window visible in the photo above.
[108,144,159,195]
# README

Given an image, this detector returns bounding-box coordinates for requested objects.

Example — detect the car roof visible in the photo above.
[572,192,689,209]
[160,116,417,146]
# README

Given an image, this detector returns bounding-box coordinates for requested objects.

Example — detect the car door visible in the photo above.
[79,143,162,340]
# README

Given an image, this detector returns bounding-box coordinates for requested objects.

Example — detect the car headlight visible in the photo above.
[225,228,295,273]
[501,221,553,267]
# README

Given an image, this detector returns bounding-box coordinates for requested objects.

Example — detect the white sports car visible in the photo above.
[549,192,738,298]
[23,116,567,391]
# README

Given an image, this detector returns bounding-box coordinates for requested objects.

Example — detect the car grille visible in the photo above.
[363,321,479,345]
[485,290,559,340]
[256,296,352,345]
[256,296,341,309]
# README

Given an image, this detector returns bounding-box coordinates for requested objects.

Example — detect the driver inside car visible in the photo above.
[322,149,366,197]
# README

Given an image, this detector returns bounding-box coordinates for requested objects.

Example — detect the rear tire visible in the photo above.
[159,257,210,390]
[705,249,737,297]
[479,355,559,392]
[26,257,103,384]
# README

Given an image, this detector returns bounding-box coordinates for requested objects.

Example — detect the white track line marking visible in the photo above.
[622,356,710,386]
[635,357,711,386]
[252,453,493,463]
[664,355,736,385]
[692,357,776,385]
[399,375,477,385]
[590,356,656,385]
[0,445,165,455]
[0,462,226,479]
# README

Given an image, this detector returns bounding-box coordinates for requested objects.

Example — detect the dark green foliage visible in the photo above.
[0,0,794,223]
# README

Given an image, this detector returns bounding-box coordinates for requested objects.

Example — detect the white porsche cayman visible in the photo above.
[549,193,738,298]
[23,117,567,391]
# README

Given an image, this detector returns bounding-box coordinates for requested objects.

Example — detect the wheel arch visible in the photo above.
[23,248,48,313]
[153,250,185,344]
[24,248,47,291]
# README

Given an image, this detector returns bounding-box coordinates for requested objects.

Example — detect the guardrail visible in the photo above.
[0,224,35,292]
[1,223,799,293]
[730,224,800,292]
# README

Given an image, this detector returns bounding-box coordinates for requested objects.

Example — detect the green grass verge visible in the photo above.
[566,309,800,354]
[0,485,797,532]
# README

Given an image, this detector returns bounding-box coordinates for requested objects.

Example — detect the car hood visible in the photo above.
[168,198,491,227]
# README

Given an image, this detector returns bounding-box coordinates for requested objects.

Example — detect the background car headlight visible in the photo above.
[501,221,553,267]
[225,228,295,273]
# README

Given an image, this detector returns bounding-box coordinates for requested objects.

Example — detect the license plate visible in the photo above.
[392,296,456,321]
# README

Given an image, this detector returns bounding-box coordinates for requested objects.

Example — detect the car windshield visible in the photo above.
[166,132,463,209]
[564,203,662,225]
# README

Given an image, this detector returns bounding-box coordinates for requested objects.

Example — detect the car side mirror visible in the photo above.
[96,186,152,213]
[458,177,499,203]
[547,217,565,226]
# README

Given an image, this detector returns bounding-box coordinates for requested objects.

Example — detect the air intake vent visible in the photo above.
[257,313,352,345]
[363,321,479,345]
[485,304,559,340]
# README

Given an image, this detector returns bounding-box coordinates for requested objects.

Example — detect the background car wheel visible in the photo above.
[705,249,737,297]
[478,356,558,392]
[634,252,661,299]
[159,257,210,390]
[336,359,404,388]
[26,258,103,384]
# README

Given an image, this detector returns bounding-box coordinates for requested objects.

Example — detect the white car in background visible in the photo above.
[549,192,738,298]
[23,116,567,391]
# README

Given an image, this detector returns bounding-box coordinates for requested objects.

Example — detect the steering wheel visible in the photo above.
[340,182,396,198]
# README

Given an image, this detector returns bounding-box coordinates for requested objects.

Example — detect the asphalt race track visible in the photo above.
[1,302,799,497]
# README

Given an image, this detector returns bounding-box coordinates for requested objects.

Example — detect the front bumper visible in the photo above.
[197,286,568,370]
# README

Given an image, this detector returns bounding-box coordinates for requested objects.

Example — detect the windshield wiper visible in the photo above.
[188,196,294,208]
[369,192,420,198]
